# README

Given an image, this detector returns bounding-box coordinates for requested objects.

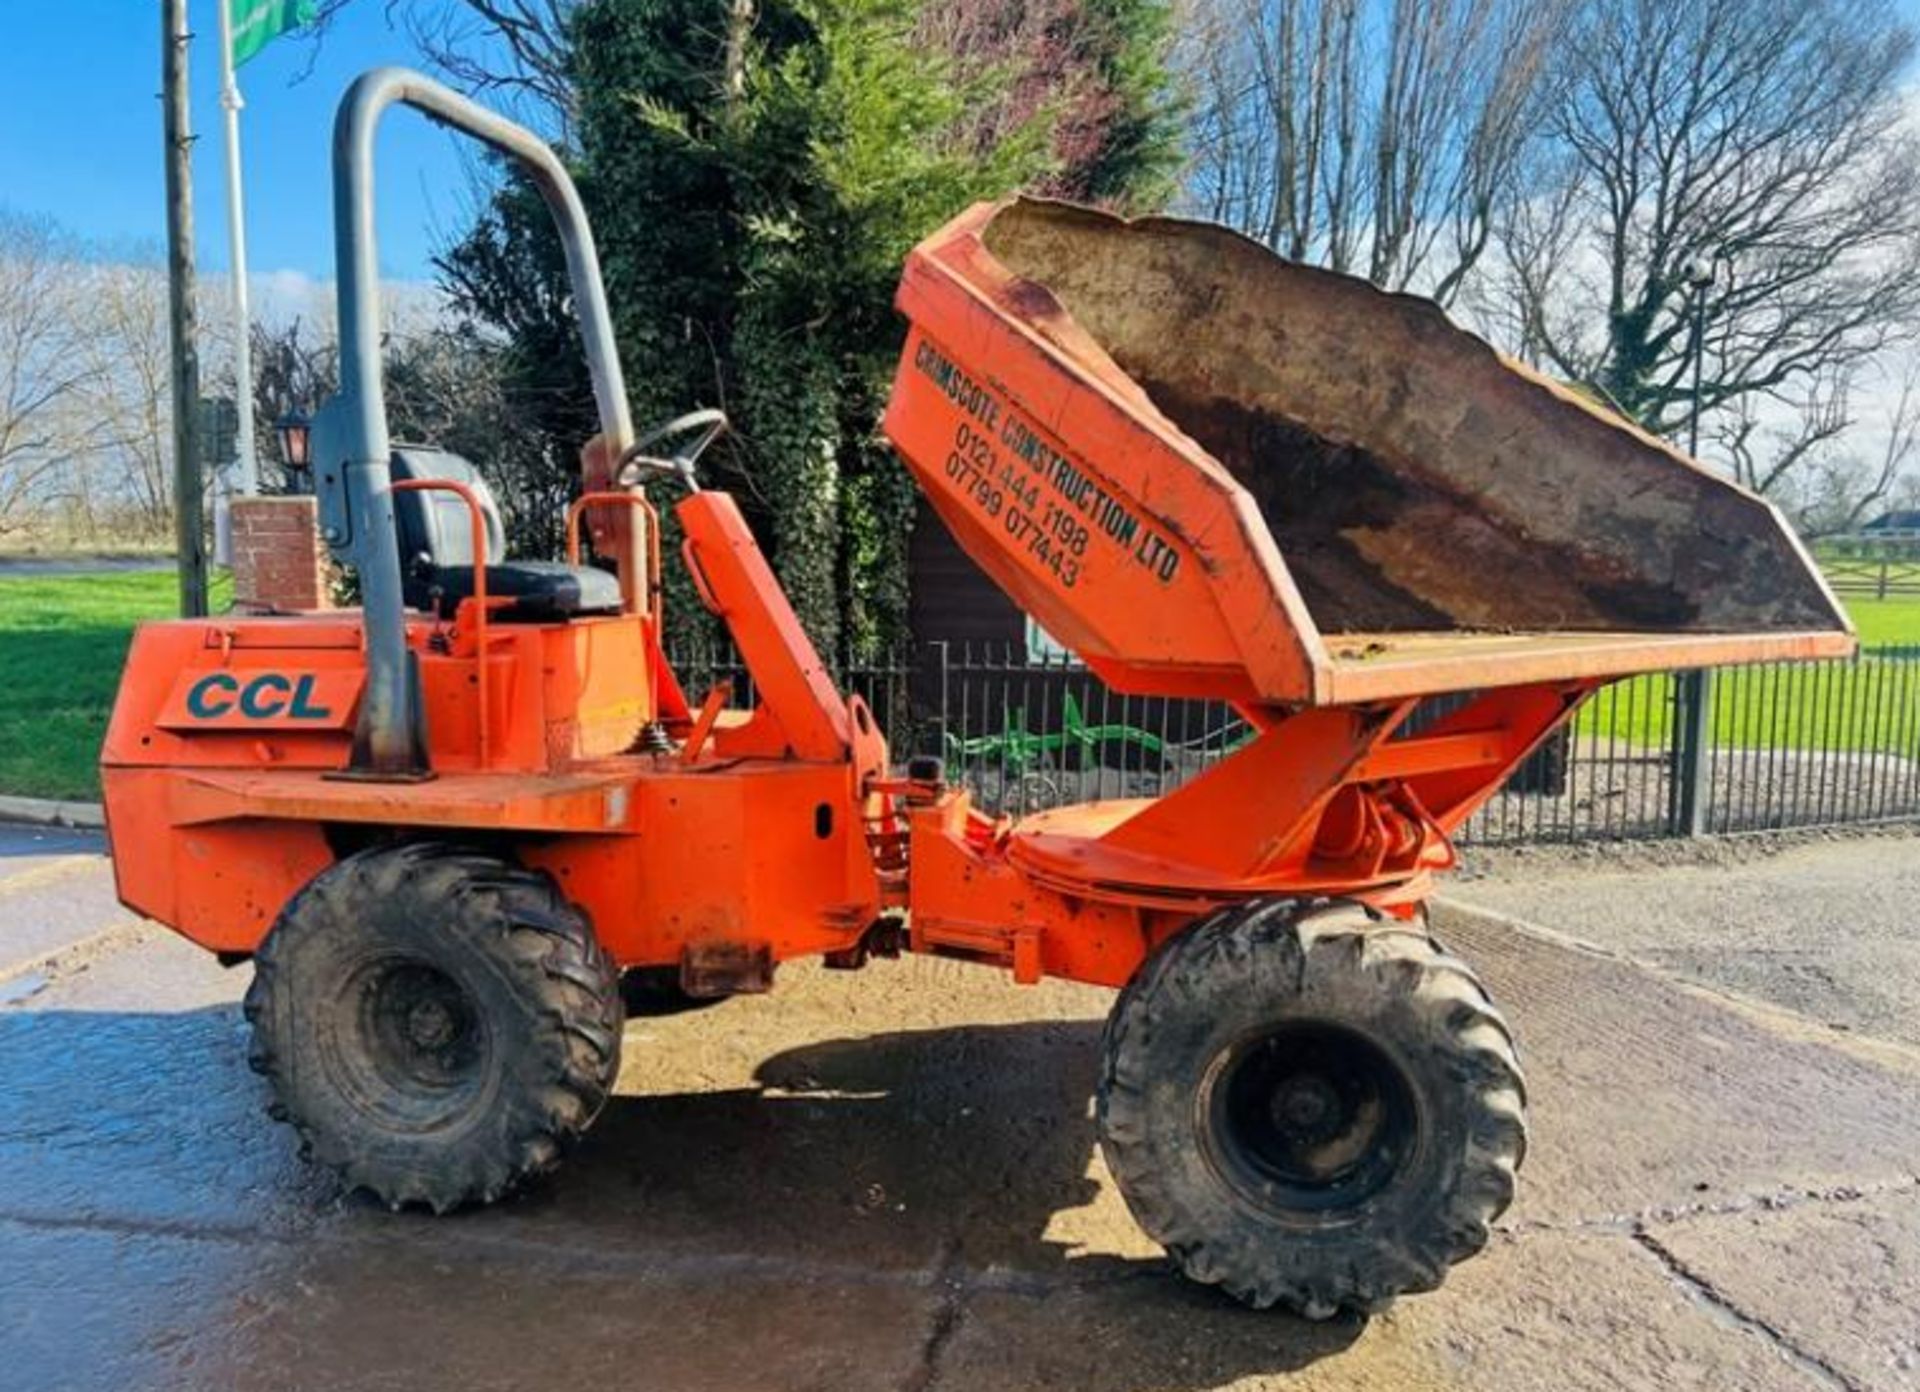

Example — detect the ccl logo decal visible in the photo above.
[185,672,334,720]
[158,667,363,731]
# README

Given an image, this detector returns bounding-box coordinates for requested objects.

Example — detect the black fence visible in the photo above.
[666,640,1920,845]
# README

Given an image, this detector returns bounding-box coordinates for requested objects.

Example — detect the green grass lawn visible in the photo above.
[1570,592,1920,750]
[1567,594,1920,751]
[1576,653,1920,752]
[1850,596,1920,647]
[0,570,229,801]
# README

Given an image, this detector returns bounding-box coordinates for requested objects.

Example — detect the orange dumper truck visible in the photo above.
[101,70,1853,1318]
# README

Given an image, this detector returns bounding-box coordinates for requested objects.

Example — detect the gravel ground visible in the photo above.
[1452,820,1920,1049]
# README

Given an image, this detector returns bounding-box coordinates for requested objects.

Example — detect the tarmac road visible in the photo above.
[2,820,1918,1391]
[0,555,171,575]
[1458,827,1920,1051]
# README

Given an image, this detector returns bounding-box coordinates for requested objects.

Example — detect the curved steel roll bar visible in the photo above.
[311,67,634,778]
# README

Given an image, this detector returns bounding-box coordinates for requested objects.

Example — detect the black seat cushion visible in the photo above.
[387,446,621,622]
[414,561,624,622]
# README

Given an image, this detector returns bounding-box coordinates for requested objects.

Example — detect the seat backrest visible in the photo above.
[390,447,508,574]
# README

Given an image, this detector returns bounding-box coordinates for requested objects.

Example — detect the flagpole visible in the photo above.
[215,0,258,498]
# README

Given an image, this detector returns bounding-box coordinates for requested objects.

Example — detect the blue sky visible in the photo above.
[0,1,484,282]
[7,2,1920,292]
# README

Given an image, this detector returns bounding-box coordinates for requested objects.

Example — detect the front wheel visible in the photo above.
[244,843,624,1212]
[1096,900,1526,1317]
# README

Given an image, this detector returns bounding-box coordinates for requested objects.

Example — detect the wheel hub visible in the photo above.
[406,998,456,1050]
[1270,1073,1342,1142]
[1204,1021,1419,1216]
[322,956,491,1131]
[370,965,478,1081]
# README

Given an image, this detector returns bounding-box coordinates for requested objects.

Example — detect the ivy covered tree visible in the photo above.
[442,0,1181,655]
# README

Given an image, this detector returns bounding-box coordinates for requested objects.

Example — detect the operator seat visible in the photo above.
[389,446,623,621]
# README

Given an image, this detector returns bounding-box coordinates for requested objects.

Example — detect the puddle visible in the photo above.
[0,971,48,1005]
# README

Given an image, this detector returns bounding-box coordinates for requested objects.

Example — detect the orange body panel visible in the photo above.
[102,461,1580,988]
[883,201,1856,708]
[103,489,886,979]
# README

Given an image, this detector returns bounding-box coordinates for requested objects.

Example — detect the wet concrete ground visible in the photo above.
[3,820,1918,1391]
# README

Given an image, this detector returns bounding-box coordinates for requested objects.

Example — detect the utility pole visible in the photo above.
[163,0,208,618]
[1669,256,1723,836]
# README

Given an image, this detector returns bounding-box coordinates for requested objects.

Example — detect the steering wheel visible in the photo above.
[616,408,729,490]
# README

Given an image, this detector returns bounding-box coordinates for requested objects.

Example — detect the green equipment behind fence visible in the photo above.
[944,692,1172,771]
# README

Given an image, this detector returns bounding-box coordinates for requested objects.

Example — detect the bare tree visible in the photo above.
[310,1,578,135]
[0,214,99,534]
[250,318,338,494]
[1493,0,1920,477]
[1180,0,1571,303]
[1746,354,1920,536]
[69,259,178,536]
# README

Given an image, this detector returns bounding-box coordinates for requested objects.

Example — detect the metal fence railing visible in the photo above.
[1458,650,1920,843]
[665,640,1920,845]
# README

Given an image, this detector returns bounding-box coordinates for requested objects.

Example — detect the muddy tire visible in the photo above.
[1096,899,1526,1317]
[244,843,623,1212]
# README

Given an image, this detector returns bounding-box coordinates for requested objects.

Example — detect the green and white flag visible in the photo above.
[229,0,319,67]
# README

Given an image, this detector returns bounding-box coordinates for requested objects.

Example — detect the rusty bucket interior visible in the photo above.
[887,199,1854,705]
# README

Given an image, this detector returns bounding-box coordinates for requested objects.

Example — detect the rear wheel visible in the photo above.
[1097,900,1526,1317]
[244,843,623,1212]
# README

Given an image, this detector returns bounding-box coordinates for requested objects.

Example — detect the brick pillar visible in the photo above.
[231,496,330,612]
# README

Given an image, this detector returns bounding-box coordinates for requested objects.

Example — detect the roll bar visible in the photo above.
[310,67,634,778]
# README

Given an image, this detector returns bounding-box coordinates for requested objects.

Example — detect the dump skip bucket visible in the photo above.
[884,199,1853,707]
